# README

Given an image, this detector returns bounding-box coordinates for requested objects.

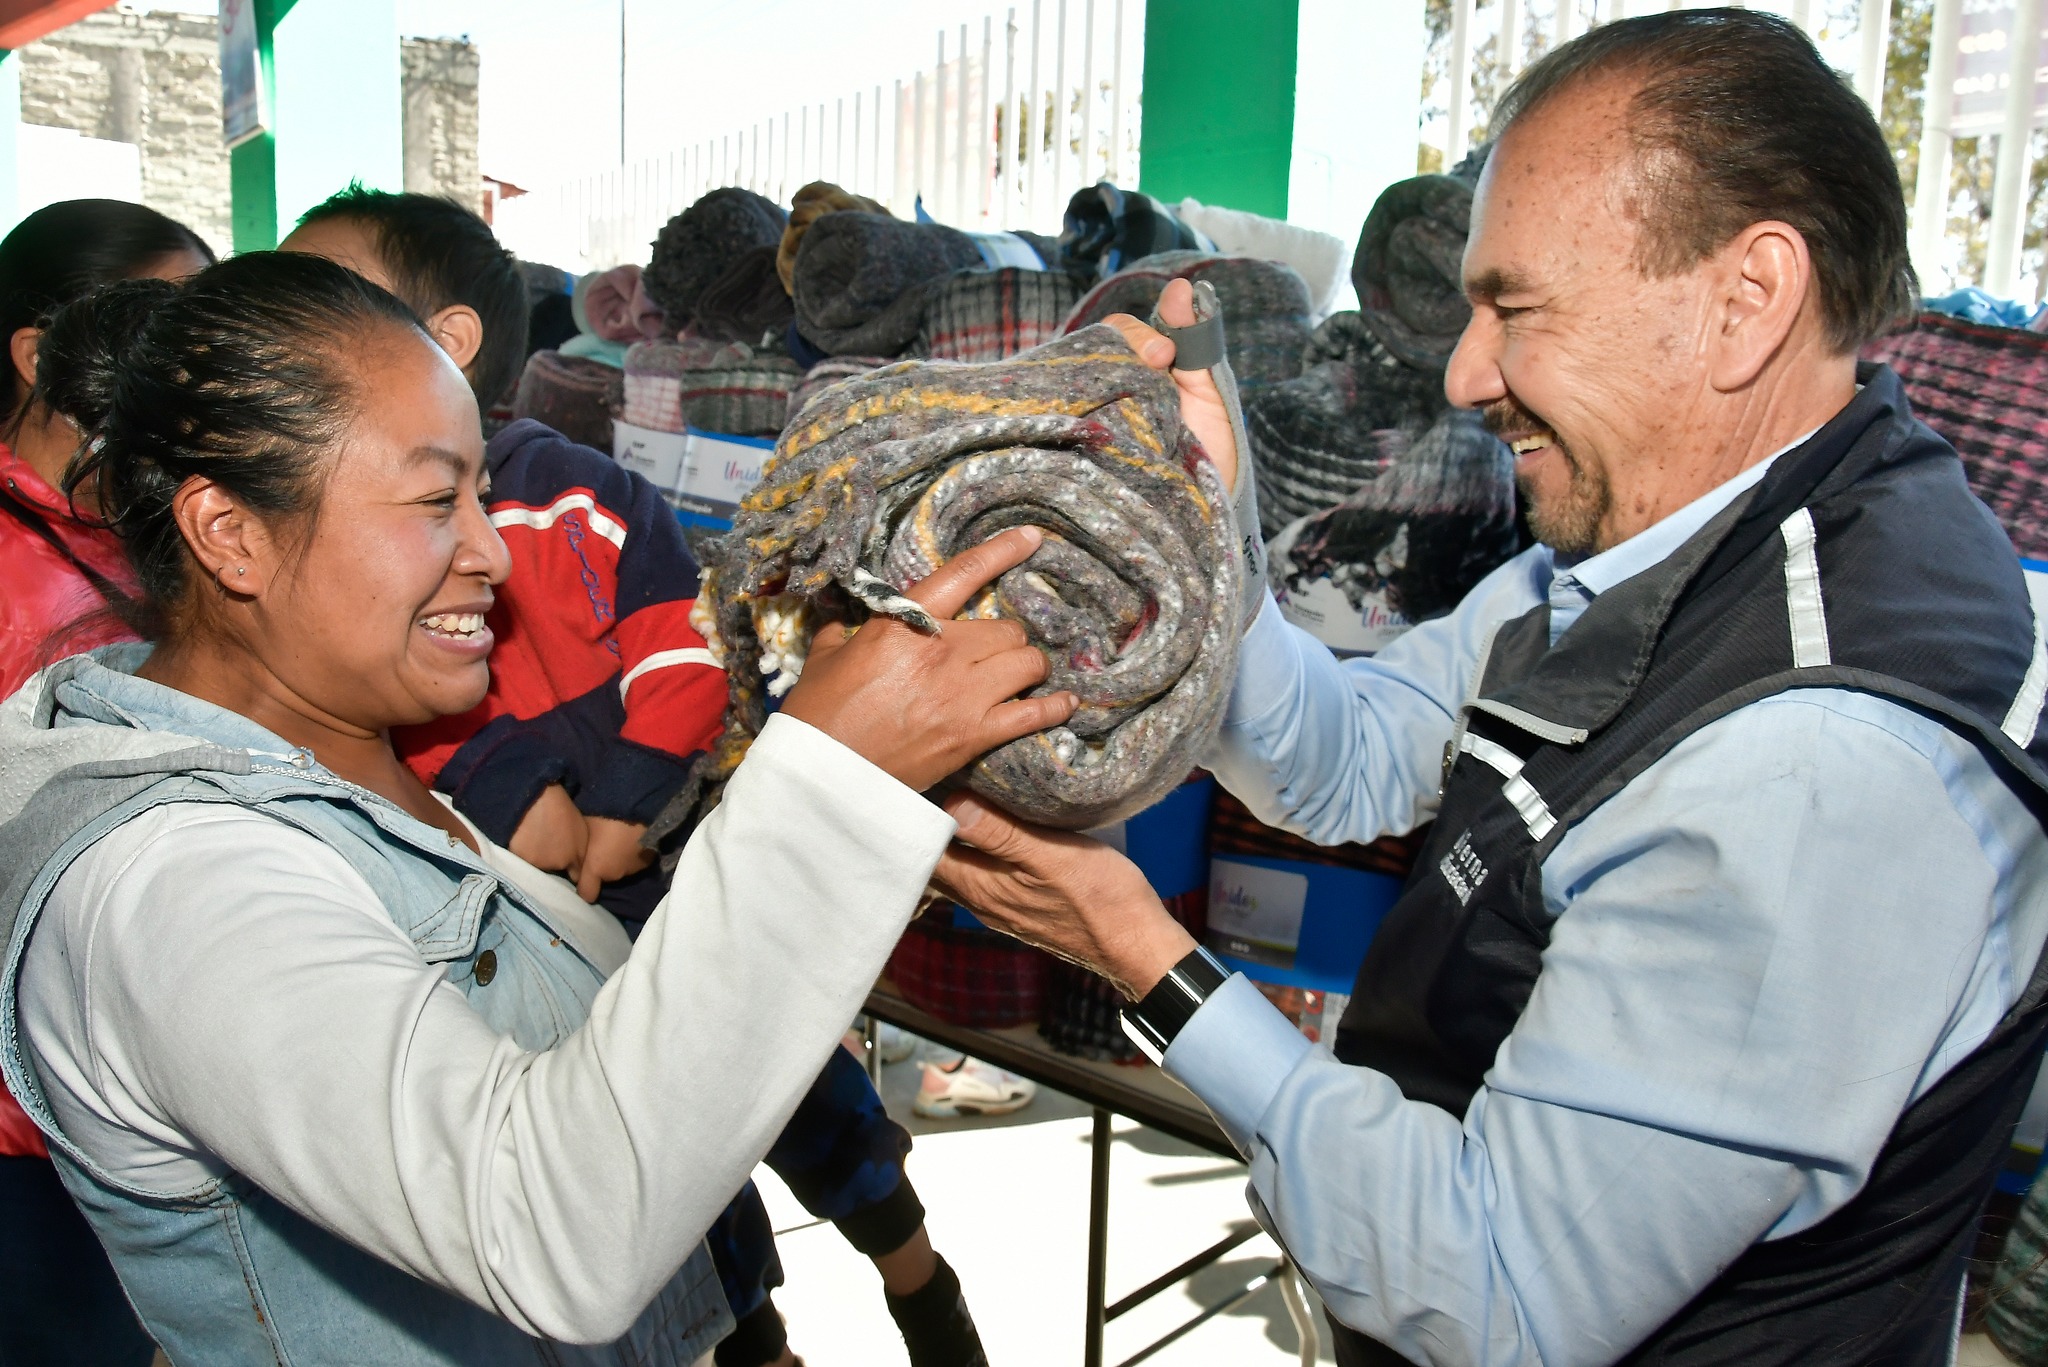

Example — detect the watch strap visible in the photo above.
[1119,945,1231,1065]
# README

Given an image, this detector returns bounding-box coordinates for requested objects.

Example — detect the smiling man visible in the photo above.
[933,10,2048,1365]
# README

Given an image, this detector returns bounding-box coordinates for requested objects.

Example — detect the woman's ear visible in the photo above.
[425,304,485,376]
[172,476,271,595]
[10,326,38,396]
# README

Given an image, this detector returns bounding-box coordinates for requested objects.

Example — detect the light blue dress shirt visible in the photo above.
[1169,453,2048,1365]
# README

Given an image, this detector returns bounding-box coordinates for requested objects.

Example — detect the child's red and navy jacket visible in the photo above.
[395,419,725,847]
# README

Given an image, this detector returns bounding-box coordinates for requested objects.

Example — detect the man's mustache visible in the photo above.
[1480,396,1552,442]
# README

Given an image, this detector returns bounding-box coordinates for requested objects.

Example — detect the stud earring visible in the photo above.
[235,566,246,576]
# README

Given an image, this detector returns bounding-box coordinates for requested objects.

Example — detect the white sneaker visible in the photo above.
[913,1056,1037,1118]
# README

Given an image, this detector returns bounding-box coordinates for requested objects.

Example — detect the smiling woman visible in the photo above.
[0,251,1076,1366]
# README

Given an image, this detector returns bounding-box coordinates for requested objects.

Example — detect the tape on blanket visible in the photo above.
[662,323,1243,834]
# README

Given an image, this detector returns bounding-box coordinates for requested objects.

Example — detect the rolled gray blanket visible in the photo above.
[692,244,796,345]
[1353,170,1480,369]
[511,350,619,452]
[670,324,1242,832]
[791,212,985,357]
[645,187,788,331]
[1061,251,1312,388]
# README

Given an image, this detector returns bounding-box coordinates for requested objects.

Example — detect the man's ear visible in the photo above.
[172,476,271,595]
[425,304,485,376]
[1708,220,1810,392]
[10,326,38,397]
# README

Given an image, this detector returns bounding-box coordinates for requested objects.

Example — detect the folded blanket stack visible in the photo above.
[511,350,621,452]
[1059,182,1214,281]
[1062,250,1313,388]
[916,266,1081,363]
[662,324,1243,837]
[622,338,800,438]
[643,187,788,334]
[790,211,986,356]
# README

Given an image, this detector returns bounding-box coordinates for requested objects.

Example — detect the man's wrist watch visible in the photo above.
[1119,946,1231,1065]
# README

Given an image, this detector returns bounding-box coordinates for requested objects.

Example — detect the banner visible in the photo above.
[220,0,266,148]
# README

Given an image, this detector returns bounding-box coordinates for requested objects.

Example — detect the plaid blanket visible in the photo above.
[1863,312,2048,560]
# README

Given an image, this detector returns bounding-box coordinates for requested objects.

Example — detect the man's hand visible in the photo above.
[510,783,588,873]
[933,793,1196,1000]
[1103,277,1239,491]
[782,526,1080,793]
[575,816,655,902]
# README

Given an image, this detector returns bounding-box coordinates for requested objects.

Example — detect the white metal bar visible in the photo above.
[1027,0,1043,226]
[980,16,995,221]
[837,97,845,183]
[1003,8,1019,225]
[936,31,949,220]
[1081,0,1096,185]
[1448,0,1476,154]
[1501,0,1523,80]
[1555,0,1576,45]
[1910,0,1963,285]
[1109,0,1125,185]
[957,23,972,221]
[1055,0,1070,201]
[1988,0,2042,293]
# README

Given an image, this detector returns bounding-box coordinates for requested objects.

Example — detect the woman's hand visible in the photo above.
[933,793,1196,1001]
[1103,278,1238,491]
[575,816,655,902]
[782,527,1079,793]
[510,783,587,872]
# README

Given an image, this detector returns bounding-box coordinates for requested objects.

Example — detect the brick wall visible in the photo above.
[16,8,482,254]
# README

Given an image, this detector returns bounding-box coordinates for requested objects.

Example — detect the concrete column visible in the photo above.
[231,0,400,252]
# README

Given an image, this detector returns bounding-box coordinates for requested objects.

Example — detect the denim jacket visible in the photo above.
[0,647,731,1367]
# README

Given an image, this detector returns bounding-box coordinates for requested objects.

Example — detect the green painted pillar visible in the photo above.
[1138,0,1301,218]
[1139,0,1426,257]
[230,0,401,252]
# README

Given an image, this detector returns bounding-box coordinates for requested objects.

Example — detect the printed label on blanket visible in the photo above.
[613,419,688,493]
[1274,577,1414,657]
[1207,859,1309,970]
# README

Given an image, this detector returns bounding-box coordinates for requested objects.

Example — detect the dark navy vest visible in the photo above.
[1329,368,2048,1366]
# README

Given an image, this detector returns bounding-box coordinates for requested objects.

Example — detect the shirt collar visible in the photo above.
[1552,427,1819,598]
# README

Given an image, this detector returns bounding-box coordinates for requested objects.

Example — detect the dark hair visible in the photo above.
[1493,8,1915,352]
[38,252,427,631]
[295,184,528,411]
[0,198,214,421]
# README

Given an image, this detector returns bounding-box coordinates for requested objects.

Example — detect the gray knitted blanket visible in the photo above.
[670,324,1242,832]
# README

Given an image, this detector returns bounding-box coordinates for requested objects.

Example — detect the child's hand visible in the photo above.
[576,817,656,902]
[511,784,588,873]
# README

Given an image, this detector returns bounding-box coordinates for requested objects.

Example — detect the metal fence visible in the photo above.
[494,0,1142,275]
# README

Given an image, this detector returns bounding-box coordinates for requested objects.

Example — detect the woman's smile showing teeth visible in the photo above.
[418,610,493,655]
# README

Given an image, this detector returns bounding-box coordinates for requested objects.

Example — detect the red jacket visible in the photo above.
[0,441,140,1158]
[395,422,725,896]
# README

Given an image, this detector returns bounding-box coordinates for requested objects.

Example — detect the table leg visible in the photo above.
[1085,1106,1111,1367]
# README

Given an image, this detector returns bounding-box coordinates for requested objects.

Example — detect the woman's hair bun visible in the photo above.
[35,276,179,438]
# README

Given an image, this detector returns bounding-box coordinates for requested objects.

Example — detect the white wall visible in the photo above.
[16,123,142,217]
[1291,0,1425,311]
[270,0,403,228]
